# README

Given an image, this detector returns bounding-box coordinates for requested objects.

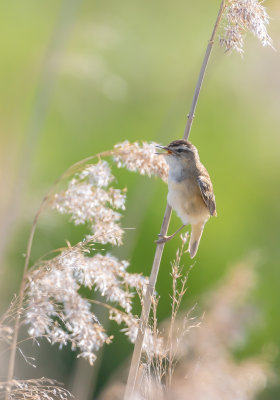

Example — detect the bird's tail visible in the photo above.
[188,222,205,259]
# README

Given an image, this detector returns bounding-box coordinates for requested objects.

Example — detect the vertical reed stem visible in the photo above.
[124,1,225,398]
[5,200,46,400]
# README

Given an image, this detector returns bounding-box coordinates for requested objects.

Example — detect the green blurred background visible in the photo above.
[0,0,280,398]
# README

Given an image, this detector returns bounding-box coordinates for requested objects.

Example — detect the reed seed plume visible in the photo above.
[26,260,110,365]
[52,160,126,246]
[0,378,72,400]
[220,0,273,53]
[25,245,152,364]
[113,141,169,182]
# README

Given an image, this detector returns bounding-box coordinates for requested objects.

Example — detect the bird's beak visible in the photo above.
[155,145,173,155]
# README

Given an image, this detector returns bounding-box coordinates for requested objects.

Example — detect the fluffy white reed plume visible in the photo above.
[52,160,126,246]
[220,0,273,53]
[26,256,109,366]
[0,378,72,400]
[25,246,152,365]
[113,141,169,182]
[62,249,147,313]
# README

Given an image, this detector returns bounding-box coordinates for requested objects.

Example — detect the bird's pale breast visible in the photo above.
[167,177,209,225]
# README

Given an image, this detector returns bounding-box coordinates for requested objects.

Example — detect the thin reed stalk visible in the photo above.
[124,1,226,398]
[5,203,45,400]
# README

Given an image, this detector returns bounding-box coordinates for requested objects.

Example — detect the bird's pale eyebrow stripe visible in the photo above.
[177,146,190,151]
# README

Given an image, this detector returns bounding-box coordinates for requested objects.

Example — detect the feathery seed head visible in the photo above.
[25,246,149,364]
[52,160,126,245]
[0,378,73,400]
[113,141,169,182]
[220,0,273,53]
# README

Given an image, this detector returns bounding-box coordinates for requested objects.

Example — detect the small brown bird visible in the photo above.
[156,139,216,258]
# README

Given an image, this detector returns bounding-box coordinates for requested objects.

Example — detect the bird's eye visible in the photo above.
[177,149,183,153]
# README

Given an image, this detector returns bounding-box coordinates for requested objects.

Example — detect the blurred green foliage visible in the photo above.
[0,0,280,398]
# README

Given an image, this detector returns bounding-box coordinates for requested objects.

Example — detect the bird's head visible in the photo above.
[156,140,198,169]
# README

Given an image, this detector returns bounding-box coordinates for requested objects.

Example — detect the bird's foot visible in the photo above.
[155,234,172,244]
[155,225,187,244]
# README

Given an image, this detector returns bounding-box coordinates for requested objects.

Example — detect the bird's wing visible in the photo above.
[197,176,217,216]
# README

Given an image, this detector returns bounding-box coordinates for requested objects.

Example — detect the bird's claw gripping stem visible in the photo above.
[155,234,173,244]
[155,224,186,244]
